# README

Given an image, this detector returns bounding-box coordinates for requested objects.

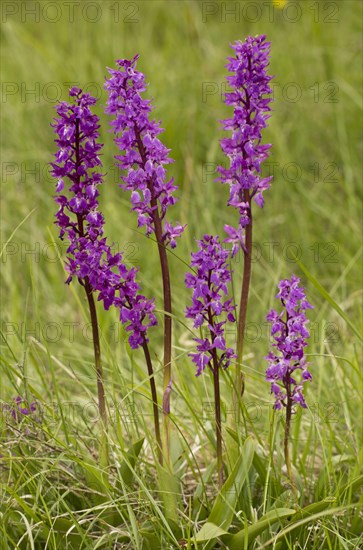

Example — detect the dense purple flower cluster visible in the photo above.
[218,35,273,254]
[51,87,108,284]
[185,235,236,376]
[51,87,156,348]
[104,54,185,247]
[265,275,313,410]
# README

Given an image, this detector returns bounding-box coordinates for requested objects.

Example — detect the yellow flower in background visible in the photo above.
[272,0,287,8]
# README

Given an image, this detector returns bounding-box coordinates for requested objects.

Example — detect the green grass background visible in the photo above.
[1,1,362,548]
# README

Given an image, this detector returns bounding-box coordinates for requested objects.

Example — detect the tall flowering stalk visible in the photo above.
[105,55,184,465]
[218,35,273,406]
[266,275,313,487]
[51,88,162,462]
[185,235,236,488]
[51,87,108,428]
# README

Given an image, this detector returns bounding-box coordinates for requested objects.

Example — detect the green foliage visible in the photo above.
[195,437,255,544]
[1,0,362,547]
[223,508,297,549]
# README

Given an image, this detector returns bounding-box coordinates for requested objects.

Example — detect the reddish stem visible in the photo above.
[142,340,163,465]
[74,115,107,428]
[235,191,253,411]
[134,127,173,465]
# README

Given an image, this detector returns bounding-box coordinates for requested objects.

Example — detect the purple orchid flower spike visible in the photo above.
[104,54,185,246]
[51,88,159,440]
[51,87,157,351]
[265,274,313,411]
[217,34,274,406]
[218,35,273,252]
[185,235,236,376]
[185,235,236,488]
[266,274,313,488]
[105,55,186,466]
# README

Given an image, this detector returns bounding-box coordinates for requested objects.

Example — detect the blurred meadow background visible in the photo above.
[1,0,362,548]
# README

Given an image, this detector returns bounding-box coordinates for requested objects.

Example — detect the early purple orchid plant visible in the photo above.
[218,35,273,407]
[266,275,313,486]
[185,235,236,487]
[51,87,108,430]
[105,55,185,467]
[51,87,162,463]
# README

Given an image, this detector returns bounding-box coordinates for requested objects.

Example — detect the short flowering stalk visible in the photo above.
[185,235,236,488]
[218,35,273,407]
[265,275,313,488]
[105,55,185,466]
[51,88,161,460]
